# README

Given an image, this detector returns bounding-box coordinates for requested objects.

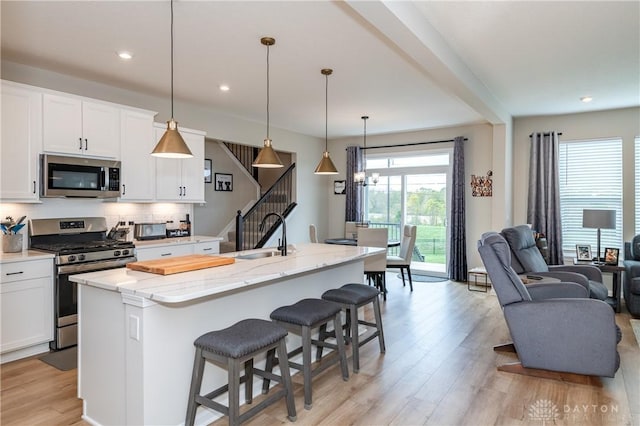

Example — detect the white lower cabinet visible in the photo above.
[1,258,54,362]
[134,244,193,262]
[135,240,221,261]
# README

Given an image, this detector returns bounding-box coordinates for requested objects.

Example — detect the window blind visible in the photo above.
[559,138,623,256]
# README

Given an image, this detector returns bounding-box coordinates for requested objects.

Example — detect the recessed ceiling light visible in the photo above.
[219,84,230,92]
[580,96,593,103]
[118,51,133,60]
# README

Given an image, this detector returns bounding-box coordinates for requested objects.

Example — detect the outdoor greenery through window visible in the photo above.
[364,151,450,269]
[558,138,623,258]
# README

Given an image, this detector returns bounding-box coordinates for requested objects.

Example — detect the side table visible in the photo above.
[573,259,624,313]
[467,267,490,292]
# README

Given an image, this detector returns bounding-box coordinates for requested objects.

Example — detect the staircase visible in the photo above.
[219,163,296,253]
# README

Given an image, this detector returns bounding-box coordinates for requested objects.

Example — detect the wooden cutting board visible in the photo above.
[126,254,235,275]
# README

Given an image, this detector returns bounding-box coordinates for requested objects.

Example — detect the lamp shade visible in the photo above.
[151,119,193,158]
[314,151,338,174]
[582,209,616,230]
[252,139,283,168]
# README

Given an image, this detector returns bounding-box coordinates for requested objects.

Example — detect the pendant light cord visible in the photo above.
[325,73,328,150]
[170,0,175,120]
[266,43,270,140]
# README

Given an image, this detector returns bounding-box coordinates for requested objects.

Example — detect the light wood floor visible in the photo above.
[1,274,638,425]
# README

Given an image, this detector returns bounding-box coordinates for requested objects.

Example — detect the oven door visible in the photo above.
[53,257,134,350]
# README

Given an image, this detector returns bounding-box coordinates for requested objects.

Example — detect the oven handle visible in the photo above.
[57,257,136,275]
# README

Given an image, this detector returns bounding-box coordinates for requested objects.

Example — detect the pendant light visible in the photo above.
[353,116,368,185]
[314,68,338,175]
[151,0,193,159]
[253,37,283,168]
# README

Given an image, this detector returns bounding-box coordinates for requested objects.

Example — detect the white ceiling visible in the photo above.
[2,1,638,139]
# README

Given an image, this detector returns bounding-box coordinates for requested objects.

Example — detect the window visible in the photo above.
[559,138,623,257]
[636,137,640,234]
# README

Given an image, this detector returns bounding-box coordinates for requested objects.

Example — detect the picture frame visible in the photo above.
[604,247,619,265]
[204,159,212,183]
[214,173,233,192]
[576,244,592,261]
[334,180,346,195]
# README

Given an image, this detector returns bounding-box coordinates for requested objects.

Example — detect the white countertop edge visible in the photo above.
[0,250,55,263]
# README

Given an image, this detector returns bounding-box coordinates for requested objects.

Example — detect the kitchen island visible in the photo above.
[71,243,382,426]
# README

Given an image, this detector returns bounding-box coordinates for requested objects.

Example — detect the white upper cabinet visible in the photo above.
[43,94,120,158]
[154,124,205,202]
[120,109,157,201]
[0,81,42,201]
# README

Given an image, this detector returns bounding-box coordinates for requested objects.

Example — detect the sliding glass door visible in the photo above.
[365,151,451,276]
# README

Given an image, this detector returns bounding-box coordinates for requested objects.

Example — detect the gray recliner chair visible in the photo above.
[623,235,640,317]
[478,231,620,378]
[501,225,608,300]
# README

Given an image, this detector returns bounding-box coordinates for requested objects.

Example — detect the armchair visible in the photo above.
[623,235,640,317]
[478,232,620,379]
[501,225,608,300]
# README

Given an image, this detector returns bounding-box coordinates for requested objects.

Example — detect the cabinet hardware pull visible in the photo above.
[160,253,171,256]
[202,248,212,251]
[33,180,36,194]
[84,138,88,150]
[79,137,83,150]
[6,271,24,276]
[122,184,126,195]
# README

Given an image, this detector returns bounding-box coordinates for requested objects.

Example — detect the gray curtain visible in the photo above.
[528,131,563,264]
[448,136,467,281]
[345,146,363,222]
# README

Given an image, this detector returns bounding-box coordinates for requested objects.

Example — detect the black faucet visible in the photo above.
[259,212,287,256]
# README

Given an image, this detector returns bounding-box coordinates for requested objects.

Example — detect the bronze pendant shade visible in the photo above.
[314,68,338,175]
[253,37,283,168]
[151,0,193,159]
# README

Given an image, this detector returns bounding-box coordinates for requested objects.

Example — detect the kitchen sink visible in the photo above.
[235,251,281,260]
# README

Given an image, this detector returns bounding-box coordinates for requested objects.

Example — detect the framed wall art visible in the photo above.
[215,173,233,192]
[204,159,212,183]
[334,180,346,195]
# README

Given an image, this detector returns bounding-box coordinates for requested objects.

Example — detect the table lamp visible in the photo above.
[582,209,616,264]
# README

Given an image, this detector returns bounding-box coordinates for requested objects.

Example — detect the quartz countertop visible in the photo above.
[70,243,381,304]
[133,235,222,248]
[0,249,55,264]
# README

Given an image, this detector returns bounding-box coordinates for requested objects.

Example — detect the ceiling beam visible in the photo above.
[344,0,511,125]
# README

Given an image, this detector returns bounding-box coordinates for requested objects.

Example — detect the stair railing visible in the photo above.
[223,142,259,181]
[235,163,296,250]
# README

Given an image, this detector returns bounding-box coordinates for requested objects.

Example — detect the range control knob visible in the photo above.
[114,250,121,257]
[122,249,130,256]
[78,254,86,261]
[68,255,76,262]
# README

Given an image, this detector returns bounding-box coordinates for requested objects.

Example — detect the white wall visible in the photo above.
[512,107,640,243]
[326,122,497,269]
[1,61,328,245]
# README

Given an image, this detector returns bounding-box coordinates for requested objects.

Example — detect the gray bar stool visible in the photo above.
[185,319,296,426]
[264,298,349,410]
[321,283,385,373]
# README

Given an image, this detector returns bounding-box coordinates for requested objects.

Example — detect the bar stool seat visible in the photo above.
[321,284,385,373]
[264,298,349,410]
[185,319,296,426]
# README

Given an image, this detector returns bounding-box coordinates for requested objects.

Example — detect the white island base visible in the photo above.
[74,244,377,425]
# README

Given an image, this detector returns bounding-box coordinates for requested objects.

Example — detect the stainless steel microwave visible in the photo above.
[41,154,121,198]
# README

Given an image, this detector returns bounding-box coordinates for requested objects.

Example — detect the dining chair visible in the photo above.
[357,227,388,299]
[309,224,318,243]
[345,222,357,239]
[386,225,417,291]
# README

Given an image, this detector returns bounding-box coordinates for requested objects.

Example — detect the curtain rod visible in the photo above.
[347,138,467,150]
[529,132,563,137]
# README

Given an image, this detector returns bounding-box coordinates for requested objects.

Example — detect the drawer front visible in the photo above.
[193,241,220,255]
[1,259,53,283]
[135,244,193,262]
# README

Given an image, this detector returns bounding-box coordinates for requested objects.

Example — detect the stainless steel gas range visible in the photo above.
[29,217,136,350]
